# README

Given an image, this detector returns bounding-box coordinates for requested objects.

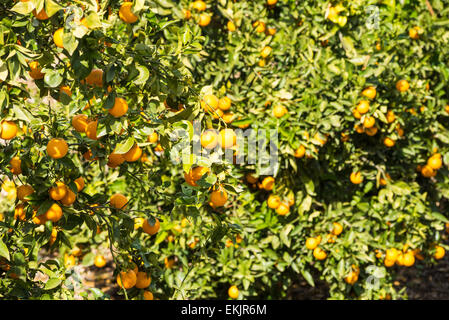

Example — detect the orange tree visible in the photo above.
[1,0,449,300]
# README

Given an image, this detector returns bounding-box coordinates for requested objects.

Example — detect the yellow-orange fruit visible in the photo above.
[135,271,152,289]
[44,203,64,223]
[218,129,236,149]
[46,138,68,159]
[1,120,18,140]
[142,218,160,235]
[109,97,128,118]
[116,269,137,289]
[110,193,128,210]
[119,2,139,24]
[49,182,67,201]
[72,114,89,133]
[123,144,142,162]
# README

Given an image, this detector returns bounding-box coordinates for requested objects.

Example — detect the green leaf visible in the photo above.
[114,137,135,154]
[44,71,63,88]
[11,1,35,15]
[44,278,62,290]
[0,238,10,261]
[301,269,315,287]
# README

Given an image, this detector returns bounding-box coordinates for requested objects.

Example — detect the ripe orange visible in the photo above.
[33,8,49,20]
[396,80,410,92]
[427,154,442,170]
[421,165,435,178]
[384,258,395,267]
[409,27,420,40]
[350,171,363,184]
[198,13,211,27]
[218,97,232,111]
[305,237,319,250]
[434,245,445,260]
[383,137,396,148]
[363,116,375,128]
[135,271,152,289]
[267,0,277,5]
[49,228,58,246]
[260,46,272,58]
[218,129,236,149]
[53,28,64,48]
[294,145,306,158]
[17,185,34,202]
[49,182,67,201]
[273,105,287,118]
[28,61,45,80]
[119,2,139,24]
[210,186,228,207]
[143,291,154,300]
[142,218,160,235]
[107,153,125,168]
[192,0,206,11]
[352,108,362,119]
[74,177,85,192]
[148,132,158,143]
[14,204,26,221]
[227,21,236,32]
[267,194,281,209]
[44,203,64,223]
[261,176,275,191]
[386,110,396,123]
[109,97,128,118]
[1,120,18,140]
[46,138,68,159]
[402,251,415,267]
[201,130,218,149]
[228,285,239,299]
[356,100,370,114]
[253,21,266,33]
[9,156,22,175]
[275,203,290,216]
[201,94,219,112]
[60,189,76,206]
[72,114,89,133]
[365,126,378,136]
[313,247,327,260]
[94,255,106,268]
[361,87,377,99]
[331,222,343,236]
[110,193,128,210]
[191,166,210,181]
[82,69,104,87]
[124,144,142,162]
[117,269,137,289]
[246,173,258,184]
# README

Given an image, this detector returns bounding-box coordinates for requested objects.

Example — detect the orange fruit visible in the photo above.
[361,87,377,99]
[402,251,415,267]
[192,0,206,11]
[275,203,290,216]
[356,100,370,114]
[421,165,435,178]
[365,127,378,136]
[110,193,128,210]
[135,271,152,289]
[49,228,58,246]
[363,116,375,128]
[201,130,218,149]
[227,21,236,32]
[260,46,272,58]
[109,97,128,118]
[191,166,210,181]
[210,186,228,207]
[117,269,137,289]
[49,182,67,201]
[350,171,363,184]
[273,105,287,118]
[267,0,277,5]
[261,176,275,191]
[396,80,410,92]
[17,185,34,202]
[64,254,76,268]
[331,222,343,236]
[9,156,22,175]
[253,21,266,33]
[74,177,85,192]
[218,97,232,111]
[142,218,160,235]
[228,285,239,299]
[352,108,362,119]
[14,204,26,221]
[434,245,445,260]
[44,203,63,223]
[305,237,319,250]
[148,132,158,143]
[409,27,420,40]
[53,28,64,48]
[313,247,327,260]
[294,145,306,158]
[46,138,68,159]
[28,61,45,80]
[60,189,76,206]
[33,8,49,20]
[427,154,442,170]
[267,194,281,209]
[183,9,191,19]
[107,152,125,168]
[386,110,396,123]
[72,114,89,133]
[246,173,258,184]
[119,2,138,24]
[201,94,219,112]
[383,137,396,148]
[218,129,236,149]
[222,112,234,124]
[82,69,104,87]
[143,291,154,300]
[124,144,142,162]
[94,255,106,268]
[198,13,211,27]
[384,258,395,267]
[59,86,72,98]
[1,120,18,140]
